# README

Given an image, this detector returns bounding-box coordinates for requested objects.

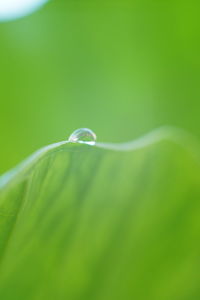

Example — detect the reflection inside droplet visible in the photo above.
[0,0,48,22]
[68,128,97,145]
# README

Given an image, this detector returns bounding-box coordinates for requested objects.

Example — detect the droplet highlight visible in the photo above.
[68,128,96,145]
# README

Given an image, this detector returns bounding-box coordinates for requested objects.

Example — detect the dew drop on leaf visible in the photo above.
[68,128,96,145]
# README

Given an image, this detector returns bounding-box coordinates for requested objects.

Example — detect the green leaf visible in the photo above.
[0,127,199,300]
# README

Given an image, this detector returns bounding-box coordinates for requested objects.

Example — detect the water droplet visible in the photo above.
[68,128,96,145]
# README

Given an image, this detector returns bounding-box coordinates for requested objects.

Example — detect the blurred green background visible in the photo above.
[0,0,200,174]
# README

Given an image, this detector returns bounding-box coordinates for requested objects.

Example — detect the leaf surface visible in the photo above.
[0,129,199,300]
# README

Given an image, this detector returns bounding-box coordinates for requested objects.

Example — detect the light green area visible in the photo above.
[0,131,199,300]
[0,0,200,173]
[0,2,199,299]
